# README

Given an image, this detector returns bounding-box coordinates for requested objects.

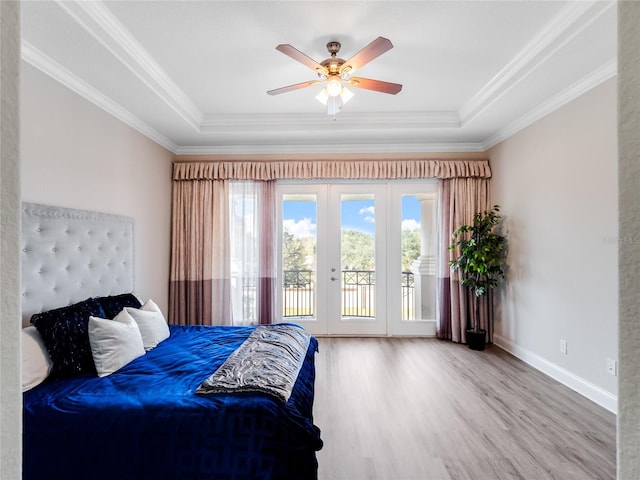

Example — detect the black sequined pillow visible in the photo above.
[31,298,106,379]
[96,293,142,319]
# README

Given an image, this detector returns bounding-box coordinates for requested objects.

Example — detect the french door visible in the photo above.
[277,181,437,336]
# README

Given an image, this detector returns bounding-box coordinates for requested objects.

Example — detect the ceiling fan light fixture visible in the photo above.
[317,85,354,114]
[326,78,342,97]
[328,96,340,116]
[269,37,401,116]
[340,86,354,105]
[315,88,329,105]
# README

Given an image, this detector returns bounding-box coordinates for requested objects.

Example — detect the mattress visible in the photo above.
[23,324,323,480]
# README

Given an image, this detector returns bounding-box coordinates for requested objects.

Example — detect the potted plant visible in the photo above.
[449,205,506,350]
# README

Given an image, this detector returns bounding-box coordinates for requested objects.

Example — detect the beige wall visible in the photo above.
[489,78,618,411]
[20,63,173,313]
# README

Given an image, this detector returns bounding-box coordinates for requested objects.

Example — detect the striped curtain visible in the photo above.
[257,181,276,325]
[169,179,231,326]
[436,177,492,343]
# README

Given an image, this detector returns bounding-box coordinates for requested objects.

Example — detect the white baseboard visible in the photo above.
[493,334,617,414]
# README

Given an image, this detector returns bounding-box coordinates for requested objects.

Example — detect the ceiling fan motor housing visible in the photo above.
[320,58,346,76]
[326,41,341,56]
[320,41,348,78]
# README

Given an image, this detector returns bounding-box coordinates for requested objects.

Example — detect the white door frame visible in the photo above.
[327,183,387,335]
[276,183,328,335]
[276,180,437,337]
[386,182,439,336]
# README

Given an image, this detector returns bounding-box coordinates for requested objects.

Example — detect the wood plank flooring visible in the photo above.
[313,338,616,480]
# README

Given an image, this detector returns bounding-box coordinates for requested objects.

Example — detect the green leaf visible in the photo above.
[448,205,506,296]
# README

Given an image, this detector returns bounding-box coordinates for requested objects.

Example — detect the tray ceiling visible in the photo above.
[21,1,617,154]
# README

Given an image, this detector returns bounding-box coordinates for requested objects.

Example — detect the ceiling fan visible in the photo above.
[267,36,402,115]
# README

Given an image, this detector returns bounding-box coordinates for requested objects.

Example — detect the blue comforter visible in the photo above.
[23,324,323,480]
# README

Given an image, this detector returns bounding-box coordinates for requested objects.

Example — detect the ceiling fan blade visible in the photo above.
[267,80,321,95]
[341,37,393,74]
[347,77,402,95]
[275,44,328,76]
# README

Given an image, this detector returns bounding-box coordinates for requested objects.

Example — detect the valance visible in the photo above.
[173,159,491,181]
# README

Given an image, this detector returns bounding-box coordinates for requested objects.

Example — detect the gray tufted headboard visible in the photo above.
[21,202,134,327]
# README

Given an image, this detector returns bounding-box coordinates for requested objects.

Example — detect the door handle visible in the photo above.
[331,276,338,281]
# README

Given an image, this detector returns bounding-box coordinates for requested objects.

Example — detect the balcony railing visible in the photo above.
[401,271,415,321]
[282,269,314,317]
[342,270,375,317]
[282,269,415,320]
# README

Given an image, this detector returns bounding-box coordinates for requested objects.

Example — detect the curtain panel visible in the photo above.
[170,177,276,326]
[436,177,492,344]
[228,181,276,326]
[257,182,276,325]
[173,159,491,181]
[169,179,231,326]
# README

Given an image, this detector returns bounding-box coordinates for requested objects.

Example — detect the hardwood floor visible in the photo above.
[313,338,616,480]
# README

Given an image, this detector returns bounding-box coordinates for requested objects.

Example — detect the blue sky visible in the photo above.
[283,196,421,237]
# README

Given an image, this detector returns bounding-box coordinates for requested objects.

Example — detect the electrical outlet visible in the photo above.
[560,339,567,355]
[606,358,617,376]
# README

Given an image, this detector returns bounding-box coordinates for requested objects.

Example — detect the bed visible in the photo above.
[21,203,323,479]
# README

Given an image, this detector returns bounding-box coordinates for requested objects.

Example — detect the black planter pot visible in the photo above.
[466,329,486,351]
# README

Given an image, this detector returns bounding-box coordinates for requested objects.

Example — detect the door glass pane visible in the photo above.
[401,193,435,321]
[282,195,317,318]
[340,194,375,319]
[401,195,420,320]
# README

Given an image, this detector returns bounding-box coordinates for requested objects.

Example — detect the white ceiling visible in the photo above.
[20,1,617,155]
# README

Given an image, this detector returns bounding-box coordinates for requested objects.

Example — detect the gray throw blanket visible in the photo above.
[196,324,311,402]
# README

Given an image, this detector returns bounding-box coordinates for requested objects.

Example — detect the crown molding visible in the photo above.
[200,111,461,130]
[459,0,615,126]
[22,41,179,154]
[175,141,485,156]
[54,0,203,131]
[482,58,617,150]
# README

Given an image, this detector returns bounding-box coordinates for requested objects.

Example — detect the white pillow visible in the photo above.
[22,326,52,392]
[89,309,145,377]
[125,299,170,351]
